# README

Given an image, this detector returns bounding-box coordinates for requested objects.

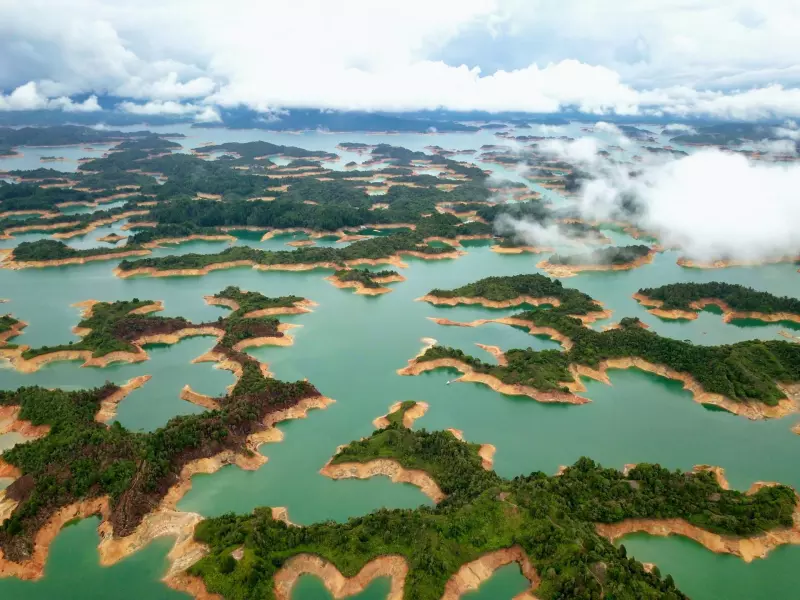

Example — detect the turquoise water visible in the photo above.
[0,128,798,599]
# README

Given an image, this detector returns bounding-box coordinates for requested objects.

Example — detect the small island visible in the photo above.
[537,245,655,278]
[403,313,800,418]
[326,268,405,295]
[419,273,611,322]
[634,282,800,324]
[184,419,797,600]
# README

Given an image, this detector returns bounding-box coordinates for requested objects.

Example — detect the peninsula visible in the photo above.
[403,314,800,418]
[634,282,800,324]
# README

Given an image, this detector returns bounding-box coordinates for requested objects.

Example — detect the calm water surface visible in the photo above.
[0,128,797,600]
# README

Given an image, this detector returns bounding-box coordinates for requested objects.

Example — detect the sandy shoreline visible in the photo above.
[677,256,799,269]
[114,253,418,278]
[325,273,406,296]
[633,292,800,324]
[0,325,227,373]
[596,491,800,563]
[428,317,574,350]
[398,338,796,420]
[203,295,316,318]
[396,338,586,406]
[2,248,150,270]
[95,375,153,423]
[320,458,445,503]
[140,234,237,249]
[570,359,797,420]
[417,293,563,310]
[274,554,408,600]
[271,545,539,600]
[419,294,611,324]
[491,245,554,254]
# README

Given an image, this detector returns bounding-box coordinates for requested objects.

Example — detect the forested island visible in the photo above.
[327,268,405,295]
[407,315,800,415]
[187,416,797,600]
[422,274,608,319]
[635,282,800,323]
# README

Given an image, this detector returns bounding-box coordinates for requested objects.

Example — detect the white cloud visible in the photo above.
[0,81,100,112]
[663,123,697,134]
[536,124,565,134]
[557,147,800,261]
[117,99,218,121]
[1,1,800,118]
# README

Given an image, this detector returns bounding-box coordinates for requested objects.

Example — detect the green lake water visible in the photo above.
[0,127,798,599]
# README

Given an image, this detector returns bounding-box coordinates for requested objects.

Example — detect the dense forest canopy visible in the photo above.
[189,418,794,600]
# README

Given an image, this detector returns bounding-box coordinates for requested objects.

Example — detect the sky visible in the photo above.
[2,0,800,120]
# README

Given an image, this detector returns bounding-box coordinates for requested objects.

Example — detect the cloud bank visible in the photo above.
[541,139,800,260]
[1,0,800,119]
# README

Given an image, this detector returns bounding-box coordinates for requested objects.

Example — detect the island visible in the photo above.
[183,418,798,600]
[401,313,800,419]
[325,268,406,295]
[634,282,800,324]
[537,245,656,278]
[0,288,310,373]
[418,274,611,322]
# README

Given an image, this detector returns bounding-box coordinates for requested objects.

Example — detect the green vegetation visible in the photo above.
[419,316,800,405]
[213,286,304,315]
[333,268,399,289]
[637,282,800,315]
[190,421,796,600]
[19,289,302,361]
[428,274,604,316]
[127,223,222,245]
[0,125,180,148]
[549,245,651,266]
[0,314,20,334]
[0,373,318,562]
[383,400,419,427]
[117,232,457,273]
[0,202,148,238]
[10,240,143,263]
[199,141,336,162]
